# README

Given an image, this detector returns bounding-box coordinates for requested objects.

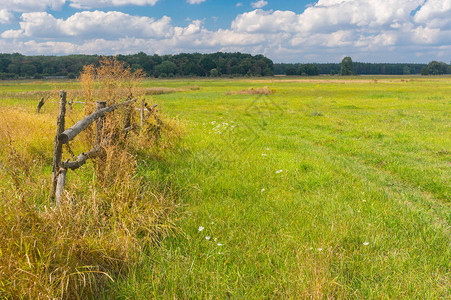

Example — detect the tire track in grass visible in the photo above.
[299,136,451,240]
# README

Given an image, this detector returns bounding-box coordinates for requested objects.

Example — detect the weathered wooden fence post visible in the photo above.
[50,98,138,202]
[95,101,106,146]
[36,97,45,113]
[50,90,67,202]
[140,99,145,127]
[55,169,67,206]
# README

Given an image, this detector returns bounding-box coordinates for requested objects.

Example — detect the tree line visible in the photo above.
[0,52,274,79]
[1,52,450,79]
[274,59,451,76]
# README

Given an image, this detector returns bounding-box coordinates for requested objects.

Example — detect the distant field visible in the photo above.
[1,76,450,298]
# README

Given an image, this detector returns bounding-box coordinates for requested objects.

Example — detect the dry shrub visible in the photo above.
[0,57,182,298]
[226,86,273,95]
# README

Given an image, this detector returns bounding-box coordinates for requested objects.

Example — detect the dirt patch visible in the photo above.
[226,86,273,95]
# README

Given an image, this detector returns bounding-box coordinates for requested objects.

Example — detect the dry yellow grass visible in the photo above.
[0,59,183,299]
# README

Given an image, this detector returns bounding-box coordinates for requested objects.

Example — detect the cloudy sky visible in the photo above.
[0,0,450,63]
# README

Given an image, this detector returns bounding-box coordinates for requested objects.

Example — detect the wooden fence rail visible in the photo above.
[49,90,151,204]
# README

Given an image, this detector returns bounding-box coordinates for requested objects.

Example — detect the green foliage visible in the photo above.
[209,68,219,77]
[340,56,354,75]
[427,60,449,75]
[275,62,428,75]
[285,66,297,75]
[421,66,429,75]
[299,63,320,76]
[0,52,274,79]
[155,61,177,77]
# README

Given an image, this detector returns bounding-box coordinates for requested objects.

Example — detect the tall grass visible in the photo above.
[0,59,182,299]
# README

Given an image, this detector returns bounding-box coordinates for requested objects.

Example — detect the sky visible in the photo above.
[0,0,450,63]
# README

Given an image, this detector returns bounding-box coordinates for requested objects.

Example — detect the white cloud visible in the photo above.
[251,0,268,9]
[412,26,441,44]
[1,0,451,63]
[69,0,159,9]
[2,11,173,39]
[0,10,14,24]
[2,0,65,12]
[414,0,451,28]
[186,0,206,4]
[232,9,298,33]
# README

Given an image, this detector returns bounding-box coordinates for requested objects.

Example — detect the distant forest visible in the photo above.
[274,62,431,76]
[0,52,274,79]
[0,52,449,79]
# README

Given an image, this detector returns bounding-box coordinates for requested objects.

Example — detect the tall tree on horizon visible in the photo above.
[340,56,354,75]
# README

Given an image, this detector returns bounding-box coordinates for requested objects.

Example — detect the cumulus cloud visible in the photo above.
[3,0,165,11]
[0,10,14,24]
[2,11,173,39]
[230,0,442,51]
[1,0,451,62]
[2,0,65,12]
[251,0,268,9]
[69,0,159,9]
[232,9,298,33]
[186,0,207,4]
[414,0,451,28]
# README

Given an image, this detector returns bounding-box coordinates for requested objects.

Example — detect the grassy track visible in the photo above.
[1,76,450,298]
[109,76,450,298]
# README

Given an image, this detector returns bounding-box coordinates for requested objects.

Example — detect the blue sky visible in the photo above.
[1,0,450,63]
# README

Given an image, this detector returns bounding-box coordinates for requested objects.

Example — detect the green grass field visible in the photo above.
[1,76,450,298]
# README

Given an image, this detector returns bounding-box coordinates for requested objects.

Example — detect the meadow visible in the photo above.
[0,75,450,299]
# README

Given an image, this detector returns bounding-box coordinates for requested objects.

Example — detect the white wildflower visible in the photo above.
[198,226,204,232]
[276,170,283,174]
[363,242,369,246]
[205,236,211,240]
[261,188,265,192]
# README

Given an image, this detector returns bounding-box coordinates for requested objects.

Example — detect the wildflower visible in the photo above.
[217,243,223,246]
[276,170,283,174]
[262,153,267,156]
[317,248,323,251]
[363,242,369,246]
[198,226,204,232]
[205,236,211,241]
[261,188,265,192]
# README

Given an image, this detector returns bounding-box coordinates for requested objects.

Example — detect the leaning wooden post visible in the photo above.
[55,168,67,206]
[140,99,145,127]
[36,97,45,113]
[50,91,67,201]
[95,101,106,146]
